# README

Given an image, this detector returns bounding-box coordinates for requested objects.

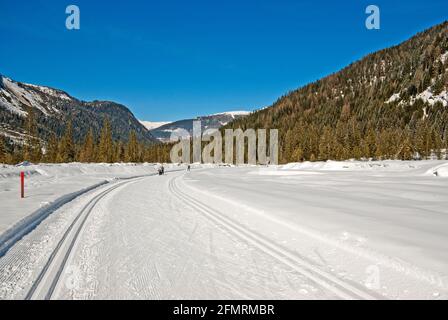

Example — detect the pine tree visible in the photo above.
[32,139,43,163]
[423,125,433,159]
[0,136,6,163]
[443,128,448,160]
[364,128,377,159]
[433,127,443,159]
[125,131,139,162]
[318,127,334,161]
[283,129,295,162]
[11,146,23,164]
[291,147,304,163]
[79,128,95,163]
[23,105,40,162]
[113,141,123,163]
[399,136,414,160]
[335,122,349,160]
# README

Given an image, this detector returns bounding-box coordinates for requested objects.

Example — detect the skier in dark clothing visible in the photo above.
[187,165,191,172]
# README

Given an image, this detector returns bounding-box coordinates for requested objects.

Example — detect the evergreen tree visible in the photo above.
[113,141,123,163]
[444,131,448,160]
[125,131,139,162]
[45,133,59,163]
[98,118,113,163]
[23,105,41,162]
[32,139,43,163]
[283,129,295,162]
[431,124,443,159]
[58,121,75,163]
[12,145,23,164]
[398,135,414,160]
[0,136,5,163]
[318,127,334,161]
[364,128,377,159]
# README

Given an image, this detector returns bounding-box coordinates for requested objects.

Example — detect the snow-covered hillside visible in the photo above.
[0,75,69,117]
[139,120,171,130]
[0,74,156,144]
[211,110,251,118]
[384,51,448,108]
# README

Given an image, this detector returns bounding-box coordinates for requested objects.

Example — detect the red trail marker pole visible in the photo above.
[20,172,24,198]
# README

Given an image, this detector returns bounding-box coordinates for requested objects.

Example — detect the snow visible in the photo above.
[280,160,432,171]
[0,163,167,238]
[212,110,251,118]
[436,166,448,177]
[139,120,171,130]
[162,127,190,137]
[426,162,448,177]
[439,51,448,64]
[0,180,108,257]
[0,77,33,116]
[0,160,448,299]
[0,127,29,144]
[414,87,448,107]
[23,83,72,101]
[385,93,400,104]
[0,76,69,117]
[3,77,49,115]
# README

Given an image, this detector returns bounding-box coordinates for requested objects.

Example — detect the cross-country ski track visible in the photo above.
[1,163,448,300]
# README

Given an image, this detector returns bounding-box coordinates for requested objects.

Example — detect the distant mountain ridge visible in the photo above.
[139,121,171,131]
[146,111,250,142]
[0,75,156,145]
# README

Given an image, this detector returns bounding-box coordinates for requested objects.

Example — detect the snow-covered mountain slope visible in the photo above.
[0,74,156,144]
[139,120,171,131]
[0,75,70,117]
[149,110,250,142]
[211,110,250,118]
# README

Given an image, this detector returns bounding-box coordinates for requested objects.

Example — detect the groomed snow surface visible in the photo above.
[0,160,447,300]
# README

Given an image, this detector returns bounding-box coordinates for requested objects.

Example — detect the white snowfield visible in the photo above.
[0,160,447,300]
[0,163,165,238]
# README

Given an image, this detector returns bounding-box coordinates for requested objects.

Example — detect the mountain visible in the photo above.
[0,75,156,145]
[148,111,250,142]
[225,21,448,162]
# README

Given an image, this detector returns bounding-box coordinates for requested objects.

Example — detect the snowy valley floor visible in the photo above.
[0,161,447,299]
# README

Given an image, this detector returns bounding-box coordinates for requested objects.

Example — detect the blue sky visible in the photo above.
[1,0,447,121]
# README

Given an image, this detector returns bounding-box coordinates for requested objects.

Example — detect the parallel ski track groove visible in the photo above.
[169,174,380,300]
[25,169,186,300]
[25,178,144,300]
